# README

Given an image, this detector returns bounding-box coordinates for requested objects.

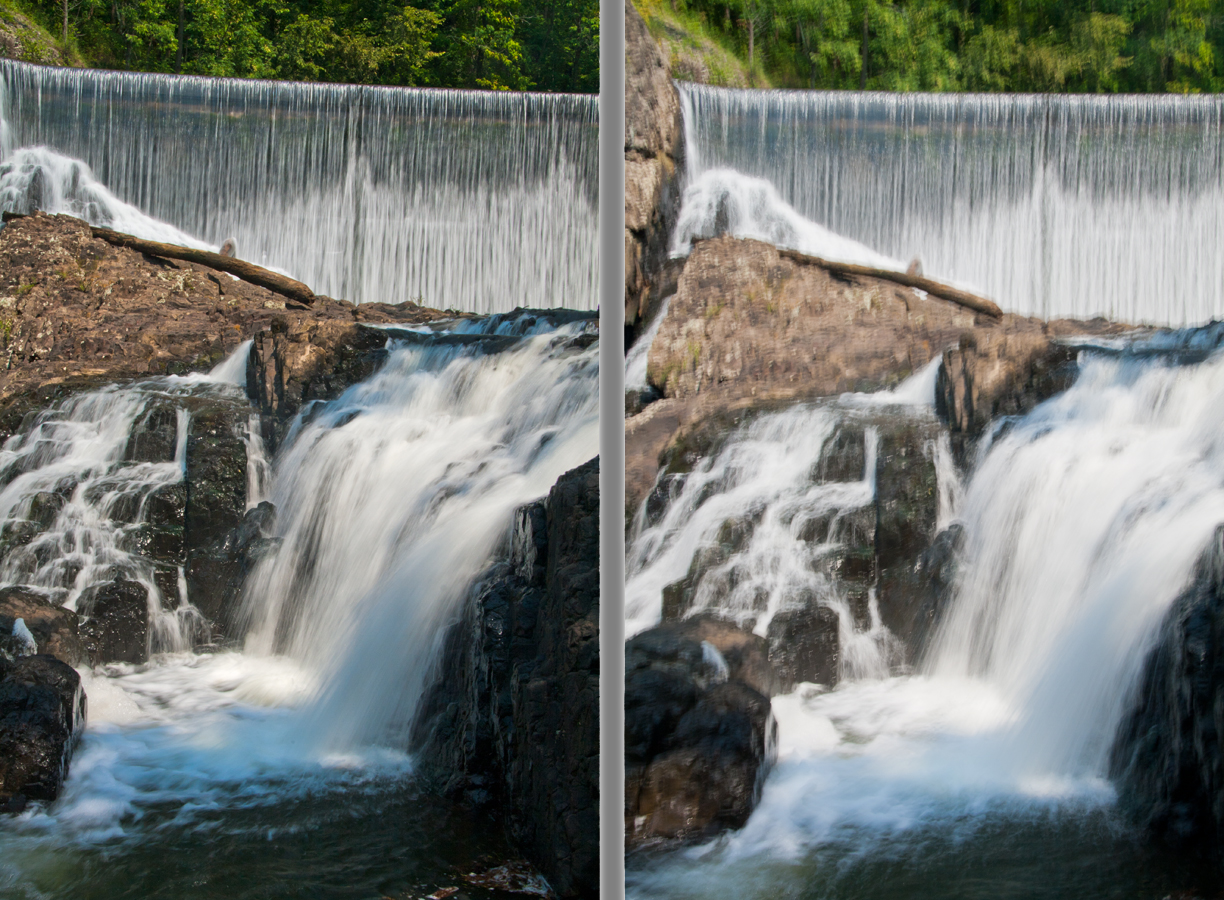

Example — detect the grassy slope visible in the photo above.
[0,0,85,66]
[633,0,765,88]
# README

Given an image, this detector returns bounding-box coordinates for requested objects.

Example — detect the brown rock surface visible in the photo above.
[625,0,685,329]
[0,212,450,436]
[626,236,1130,514]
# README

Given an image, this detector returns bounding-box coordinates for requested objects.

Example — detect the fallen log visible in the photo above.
[89,227,316,305]
[777,248,1004,319]
[0,213,315,305]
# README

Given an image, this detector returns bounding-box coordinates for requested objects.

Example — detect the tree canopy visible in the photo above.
[22,0,598,91]
[664,0,1224,91]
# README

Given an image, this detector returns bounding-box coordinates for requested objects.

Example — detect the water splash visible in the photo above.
[240,317,599,749]
[0,60,598,312]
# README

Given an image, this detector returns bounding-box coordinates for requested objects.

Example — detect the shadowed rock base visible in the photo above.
[411,458,600,899]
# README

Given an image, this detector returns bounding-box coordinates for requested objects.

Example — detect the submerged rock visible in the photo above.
[625,614,778,847]
[411,457,599,899]
[1111,524,1224,853]
[0,653,86,804]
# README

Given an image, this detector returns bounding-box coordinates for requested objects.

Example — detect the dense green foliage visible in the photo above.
[664,0,1224,91]
[16,0,597,91]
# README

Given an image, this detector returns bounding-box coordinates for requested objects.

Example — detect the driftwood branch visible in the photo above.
[89,227,316,304]
[777,248,1004,319]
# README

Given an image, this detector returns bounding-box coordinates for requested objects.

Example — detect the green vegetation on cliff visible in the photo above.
[0,0,597,92]
[638,0,1224,92]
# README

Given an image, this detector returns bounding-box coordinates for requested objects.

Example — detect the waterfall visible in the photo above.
[626,338,1224,892]
[240,314,600,749]
[0,353,254,655]
[675,83,1224,325]
[0,60,598,313]
[0,314,596,868]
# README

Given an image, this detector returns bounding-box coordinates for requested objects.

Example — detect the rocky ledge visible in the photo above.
[0,211,450,437]
[411,458,600,899]
[627,235,1130,514]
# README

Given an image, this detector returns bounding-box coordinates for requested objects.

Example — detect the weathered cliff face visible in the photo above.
[410,457,600,899]
[625,0,685,331]
[1111,525,1224,853]
[625,614,777,847]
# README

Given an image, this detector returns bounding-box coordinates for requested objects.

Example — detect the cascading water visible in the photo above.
[0,60,598,313]
[0,358,253,655]
[674,83,1224,324]
[626,340,1224,898]
[0,316,598,898]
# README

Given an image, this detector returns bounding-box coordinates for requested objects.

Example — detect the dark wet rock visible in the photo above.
[26,488,67,530]
[625,614,777,847]
[874,420,941,656]
[183,401,248,635]
[78,577,148,664]
[411,458,599,899]
[0,653,86,804]
[1111,524,1224,854]
[0,586,83,665]
[767,606,840,691]
[907,525,964,662]
[125,402,179,463]
[129,482,187,561]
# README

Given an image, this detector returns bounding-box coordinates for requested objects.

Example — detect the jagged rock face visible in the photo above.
[0,654,86,804]
[936,330,1082,464]
[410,458,599,900]
[625,614,778,847]
[183,400,249,632]
[625,0,685,329]
[1111,525,1224,853]
[77,578,149,664]
[652,413,949,676]
[0,587,83,665]
[247,318,449,452]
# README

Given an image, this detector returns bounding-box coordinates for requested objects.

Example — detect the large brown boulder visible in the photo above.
[627,236,1131,514]
[625,1,685,330]
[0,211,449,441]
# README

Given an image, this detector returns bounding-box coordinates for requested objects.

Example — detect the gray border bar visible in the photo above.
[598,0,626,894]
